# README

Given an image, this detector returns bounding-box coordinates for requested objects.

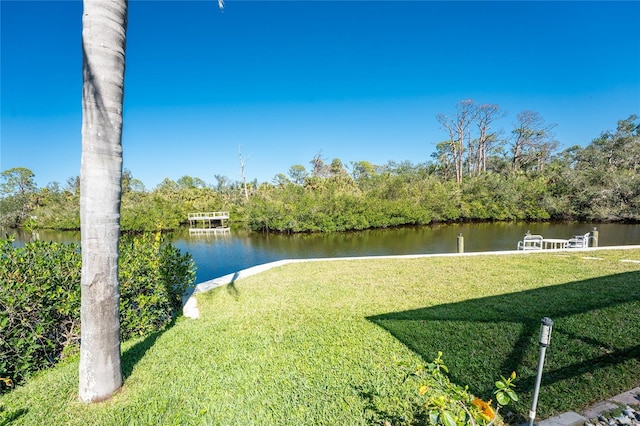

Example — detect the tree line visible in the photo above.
[2,112,638,233]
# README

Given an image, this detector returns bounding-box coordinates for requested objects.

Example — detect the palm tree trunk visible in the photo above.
[79,0,128,403]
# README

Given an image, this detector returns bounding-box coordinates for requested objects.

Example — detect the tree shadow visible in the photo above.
[226,272,241,300]
[121,318,176,380]
[354,385,418,426]
[122,270,241,379]
[0,406,28,426]
[367,270,640,418]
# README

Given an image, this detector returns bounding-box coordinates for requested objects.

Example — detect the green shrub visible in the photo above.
[0,238,81,388]
[0,233,195,391]
[119,233,196,340]
[394,352,518,426]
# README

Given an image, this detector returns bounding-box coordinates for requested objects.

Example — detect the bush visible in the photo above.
[0,238,81,388]
[390,352,518,426]
[119,233,196,340]
[0,233,196,391]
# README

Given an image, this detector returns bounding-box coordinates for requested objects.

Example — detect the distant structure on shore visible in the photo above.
[187,211,230,235]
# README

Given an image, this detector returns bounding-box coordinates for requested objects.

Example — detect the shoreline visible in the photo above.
[183,244,640,319]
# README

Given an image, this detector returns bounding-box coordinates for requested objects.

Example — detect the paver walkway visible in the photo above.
[538,387,640,426]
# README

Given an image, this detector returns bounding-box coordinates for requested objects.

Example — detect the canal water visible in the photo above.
[176,223,640,283]
[7,222,638,283]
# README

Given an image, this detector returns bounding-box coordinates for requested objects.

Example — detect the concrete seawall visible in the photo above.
[182,245,640,319]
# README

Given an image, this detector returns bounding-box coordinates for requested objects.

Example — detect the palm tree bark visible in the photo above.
[79,0,128,403]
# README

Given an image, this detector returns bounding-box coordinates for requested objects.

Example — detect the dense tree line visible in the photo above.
[2,114,638,233]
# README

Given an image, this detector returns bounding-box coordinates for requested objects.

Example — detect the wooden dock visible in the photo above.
[188,211,230,231]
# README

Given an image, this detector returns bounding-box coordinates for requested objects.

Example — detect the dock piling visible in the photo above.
[457,233,464,253]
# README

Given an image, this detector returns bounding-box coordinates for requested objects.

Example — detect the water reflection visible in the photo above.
[172,222,639,283]
[187,228,231,237]
[4,222,639,283]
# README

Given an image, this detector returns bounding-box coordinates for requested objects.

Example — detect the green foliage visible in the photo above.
[493,372,518,407]
[246,172,459,233]
[397,352,518,426]
[0,167,37,228]
[31,182,80,230]
[243,113,637,232]
[119,233,196,340]
[0,234,195,390]
[248,115,637,229]
[567,114,640,221]
[14,114,640,233]
[0,168,36,198]
[0,238,81,386]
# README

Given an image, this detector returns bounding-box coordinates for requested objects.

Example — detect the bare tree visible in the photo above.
[474,104,506,173]
[238,146,249,200]
[511,110,557,172]
[310,151,329,177]
[436,99,476,184]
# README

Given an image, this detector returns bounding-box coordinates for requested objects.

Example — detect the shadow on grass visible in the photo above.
[123,270,243,379]
[226,271,241,300]
[367,270,640,418]
[0,406,28,426]
[121,317,177,380]
[356,385,419,426]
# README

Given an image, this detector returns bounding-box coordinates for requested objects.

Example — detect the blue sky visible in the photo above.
[1,1,639,189]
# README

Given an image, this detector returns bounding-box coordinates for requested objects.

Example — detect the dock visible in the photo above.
[516,230,594,251]
[188,211,230,233]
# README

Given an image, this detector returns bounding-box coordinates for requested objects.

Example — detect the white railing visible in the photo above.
[188,212,229,220]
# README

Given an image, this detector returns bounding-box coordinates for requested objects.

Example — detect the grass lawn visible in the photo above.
[1,249,639,425]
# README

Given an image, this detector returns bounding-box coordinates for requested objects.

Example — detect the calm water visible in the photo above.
[7,222,639,284]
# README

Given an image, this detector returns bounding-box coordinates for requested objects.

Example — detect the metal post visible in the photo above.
[529,317,553,426]
[591,227,599,247]
[457,233,464,253]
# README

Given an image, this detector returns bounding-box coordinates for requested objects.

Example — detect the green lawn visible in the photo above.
[2,249,639,425]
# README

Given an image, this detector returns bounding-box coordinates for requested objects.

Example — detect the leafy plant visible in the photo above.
[0,237,82,388]
[493,373,518,407]
[119,232,196,339]
[399,352,517,426]
[0,233,195,391]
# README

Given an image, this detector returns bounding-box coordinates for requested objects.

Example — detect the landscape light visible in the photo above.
[529,317,553,426]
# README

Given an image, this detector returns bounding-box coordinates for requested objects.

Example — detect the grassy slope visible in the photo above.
[1,249,639,425]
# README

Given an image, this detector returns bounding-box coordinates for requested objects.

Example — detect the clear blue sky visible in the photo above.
[1,1,639,189]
